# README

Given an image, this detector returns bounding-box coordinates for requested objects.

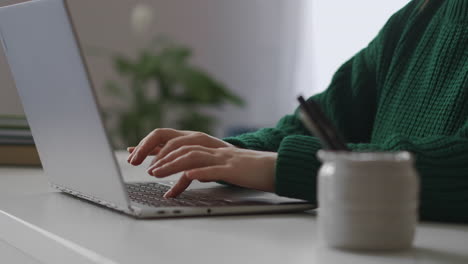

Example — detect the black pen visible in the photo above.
[297,95,350,151]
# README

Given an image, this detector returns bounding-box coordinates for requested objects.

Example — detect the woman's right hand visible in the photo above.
[127,128,277,198]
[127,128,234,167]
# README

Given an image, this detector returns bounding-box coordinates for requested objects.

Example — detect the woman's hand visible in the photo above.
[150,146,276,198]
[127,128,234,166]
[127,129,276,198]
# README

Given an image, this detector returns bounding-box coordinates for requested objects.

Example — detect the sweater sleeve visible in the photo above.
[272,44,381,206]
[277,128,468,223]
[223,114,310,152]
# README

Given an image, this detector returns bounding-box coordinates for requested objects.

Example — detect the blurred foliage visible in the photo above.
[103,37,245,147]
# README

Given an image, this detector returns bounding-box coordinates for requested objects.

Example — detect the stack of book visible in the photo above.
[0,115,41,166]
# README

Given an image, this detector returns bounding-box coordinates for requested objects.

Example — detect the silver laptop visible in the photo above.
[0,0,314,218]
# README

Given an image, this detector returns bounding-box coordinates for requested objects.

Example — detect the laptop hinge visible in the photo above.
[50,183,137,216]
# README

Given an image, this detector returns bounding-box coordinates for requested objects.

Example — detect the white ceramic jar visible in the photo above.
[317,150,420,251]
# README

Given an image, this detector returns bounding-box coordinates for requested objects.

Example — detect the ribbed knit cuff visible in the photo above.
[223,137,248,149]
[275,135,323,203]
[223,133,268,150]
[223,128,287,151]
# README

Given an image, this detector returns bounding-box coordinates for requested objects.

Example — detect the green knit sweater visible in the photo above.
[224,0,468,222]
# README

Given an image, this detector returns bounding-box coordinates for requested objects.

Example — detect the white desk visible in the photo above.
[0,153,467,264]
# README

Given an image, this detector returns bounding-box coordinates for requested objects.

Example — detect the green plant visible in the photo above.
[104,37,245,147]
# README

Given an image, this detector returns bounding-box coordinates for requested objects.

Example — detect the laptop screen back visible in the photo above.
[0,0,129,209]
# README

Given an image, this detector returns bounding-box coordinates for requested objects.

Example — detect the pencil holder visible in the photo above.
[317,150,419,250]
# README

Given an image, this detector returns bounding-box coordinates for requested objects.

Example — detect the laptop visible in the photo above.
[0,0,315,218]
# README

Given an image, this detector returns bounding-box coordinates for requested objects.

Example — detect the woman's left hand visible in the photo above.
[146,146,277,198]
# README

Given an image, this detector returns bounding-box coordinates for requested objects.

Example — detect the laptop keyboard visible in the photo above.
[126,182,234,207]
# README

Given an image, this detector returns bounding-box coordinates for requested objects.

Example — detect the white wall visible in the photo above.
[294,0,411,100]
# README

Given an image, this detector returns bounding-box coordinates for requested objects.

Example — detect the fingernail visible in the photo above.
[146,168,153,176]
[153,160,161,168]
[130,154,138,165]
[151,168,161,177]
[163,191,171,198]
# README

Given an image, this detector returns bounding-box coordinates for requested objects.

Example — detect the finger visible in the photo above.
[163,173,192,198]
[186,165,229,182]
[156,132,219,161]
[127,146,162,158]
[129,128,183,165]
[149,155,159,167]
[147,145,170,167]
[129,129,174,164]
[128,146,161,154]
[147,145,215,174]
[128,129,172,163]
[151,151,221,178]
[127,146,163,164]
